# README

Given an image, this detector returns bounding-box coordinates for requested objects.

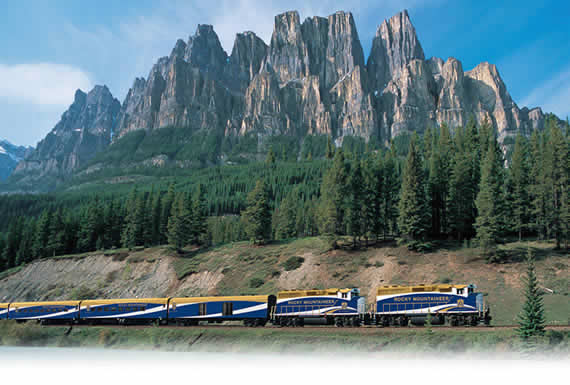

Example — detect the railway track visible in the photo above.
[43,323,570,332]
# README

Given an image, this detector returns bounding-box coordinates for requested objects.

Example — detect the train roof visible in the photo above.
[9,301,80,307]
[0,303,9,308]
[170,295,269,304]
[376,284,468,295]
[277,288,352,299]
[80,298,168,305]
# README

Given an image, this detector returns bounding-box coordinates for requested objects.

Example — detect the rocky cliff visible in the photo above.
[115,9,549,150]
[6,9,556,191]
[0,139,33,181]
[10,86,120,184]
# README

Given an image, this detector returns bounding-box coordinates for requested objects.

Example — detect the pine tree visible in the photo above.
[122,188,139,250]
[168,193,193,251]
[398,134,430,244]
[325,136,334,159]
[509,134,531,241]
[32,210,51,258]
[448,126,477,240]
[347,159,364,247]
[382,147,400,239]
[362,153,383,243]
[516,249,546,340]
[160,183,176,245]
[242,179,272,244]
[475,133,504,259]
[275,188,298,240]
[191,185,208,245]
[549,123,569,249]
[47,209,65,257]
[266,147,276,165]
[319,149,348,242]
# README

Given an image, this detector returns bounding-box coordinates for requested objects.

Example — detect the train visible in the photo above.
[0,283,491,327]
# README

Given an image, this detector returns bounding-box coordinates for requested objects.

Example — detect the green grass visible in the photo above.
[0,321,568,353]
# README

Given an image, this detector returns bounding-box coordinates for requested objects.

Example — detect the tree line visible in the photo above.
[0,117,568,271]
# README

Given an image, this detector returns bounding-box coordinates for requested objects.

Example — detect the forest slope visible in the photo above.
[0,238,567,326]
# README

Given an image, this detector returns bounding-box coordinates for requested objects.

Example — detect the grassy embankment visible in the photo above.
[0,321,568,354]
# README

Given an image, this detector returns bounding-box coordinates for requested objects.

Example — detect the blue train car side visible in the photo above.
[7,301,80,322]
[168,295,273,325]
[0,303,9,320]
[80,299,168,324]
[274,288,365,326]
[375,284,489,326]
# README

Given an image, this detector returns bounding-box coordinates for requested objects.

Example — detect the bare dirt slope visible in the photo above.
[0,238,567,325]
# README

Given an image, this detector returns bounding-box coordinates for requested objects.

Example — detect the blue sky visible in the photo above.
[0,0,568,146]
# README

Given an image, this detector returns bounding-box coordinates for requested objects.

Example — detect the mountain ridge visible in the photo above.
[5,9,559,191]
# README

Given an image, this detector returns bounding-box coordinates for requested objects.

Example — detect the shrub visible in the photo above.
[282,256,305,271]
[249,277,264,288]
[374,261,384,268]
[271,270,281,278]
[440,277,452,284]
[70,285,99,300]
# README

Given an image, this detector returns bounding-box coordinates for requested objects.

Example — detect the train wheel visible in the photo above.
[335,317,344,327]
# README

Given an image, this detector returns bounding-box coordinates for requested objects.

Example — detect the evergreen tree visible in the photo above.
[347,159,364,247]
[160,183,176,244]
[448,127,477,240]
[549,123,569,249]
[398,134,430,244]
[167,193,193,251]
[0,236,5,272]
[121,188,139,250]
[191,185,208,245]
[475,133,504,259]
[382,147,400,239]
[362,153,383,243]
[509,134,531,241]
[47,209,66,257]
[3,219,23,268]
[275,188,298,240]
[319,149,348,241]
[516,249,546,340]
[32,210,51,258]
[325,136,334,159]
[242,179,272,244]
[266,147,276,165]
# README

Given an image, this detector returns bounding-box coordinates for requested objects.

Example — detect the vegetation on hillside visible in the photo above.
[0,116,568,271]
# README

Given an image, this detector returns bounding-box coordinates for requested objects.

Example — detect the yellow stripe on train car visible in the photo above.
[80,298,169,306]
[170,296,269,304]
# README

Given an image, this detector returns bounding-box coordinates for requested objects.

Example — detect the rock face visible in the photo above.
[0,139,33,181]
[11,86,120,181]
[6,8,557,191]
[115,8,548,150]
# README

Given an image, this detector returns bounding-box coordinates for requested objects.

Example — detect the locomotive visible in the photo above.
[0,283,491,327]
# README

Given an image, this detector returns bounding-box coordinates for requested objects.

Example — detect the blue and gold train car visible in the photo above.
[79,298,169,324]
[7,301,80,323]
[273,288,365,327]
[168,295,275,326]
[0,303,9,320]
[375,284,489,326]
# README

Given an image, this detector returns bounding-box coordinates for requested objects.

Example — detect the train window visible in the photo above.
[199,303,207,316]
[222,302,233,316]
[457,289,464,295]
[341,293,348,299]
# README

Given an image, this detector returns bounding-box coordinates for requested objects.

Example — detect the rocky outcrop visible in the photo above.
[368,10,425,92]
[5,8,558,192]
[115,8,552,150]
[0,140,33,181]
[11,86,120,181]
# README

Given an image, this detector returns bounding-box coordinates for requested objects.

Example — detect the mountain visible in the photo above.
[8,85,120,190]
[4,9,558,191]
[0,139,33,181]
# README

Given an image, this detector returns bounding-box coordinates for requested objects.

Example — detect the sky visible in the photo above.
[0,0,568,147]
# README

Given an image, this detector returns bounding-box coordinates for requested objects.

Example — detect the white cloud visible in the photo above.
[0,63,92,107]
[521,66,570,119]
